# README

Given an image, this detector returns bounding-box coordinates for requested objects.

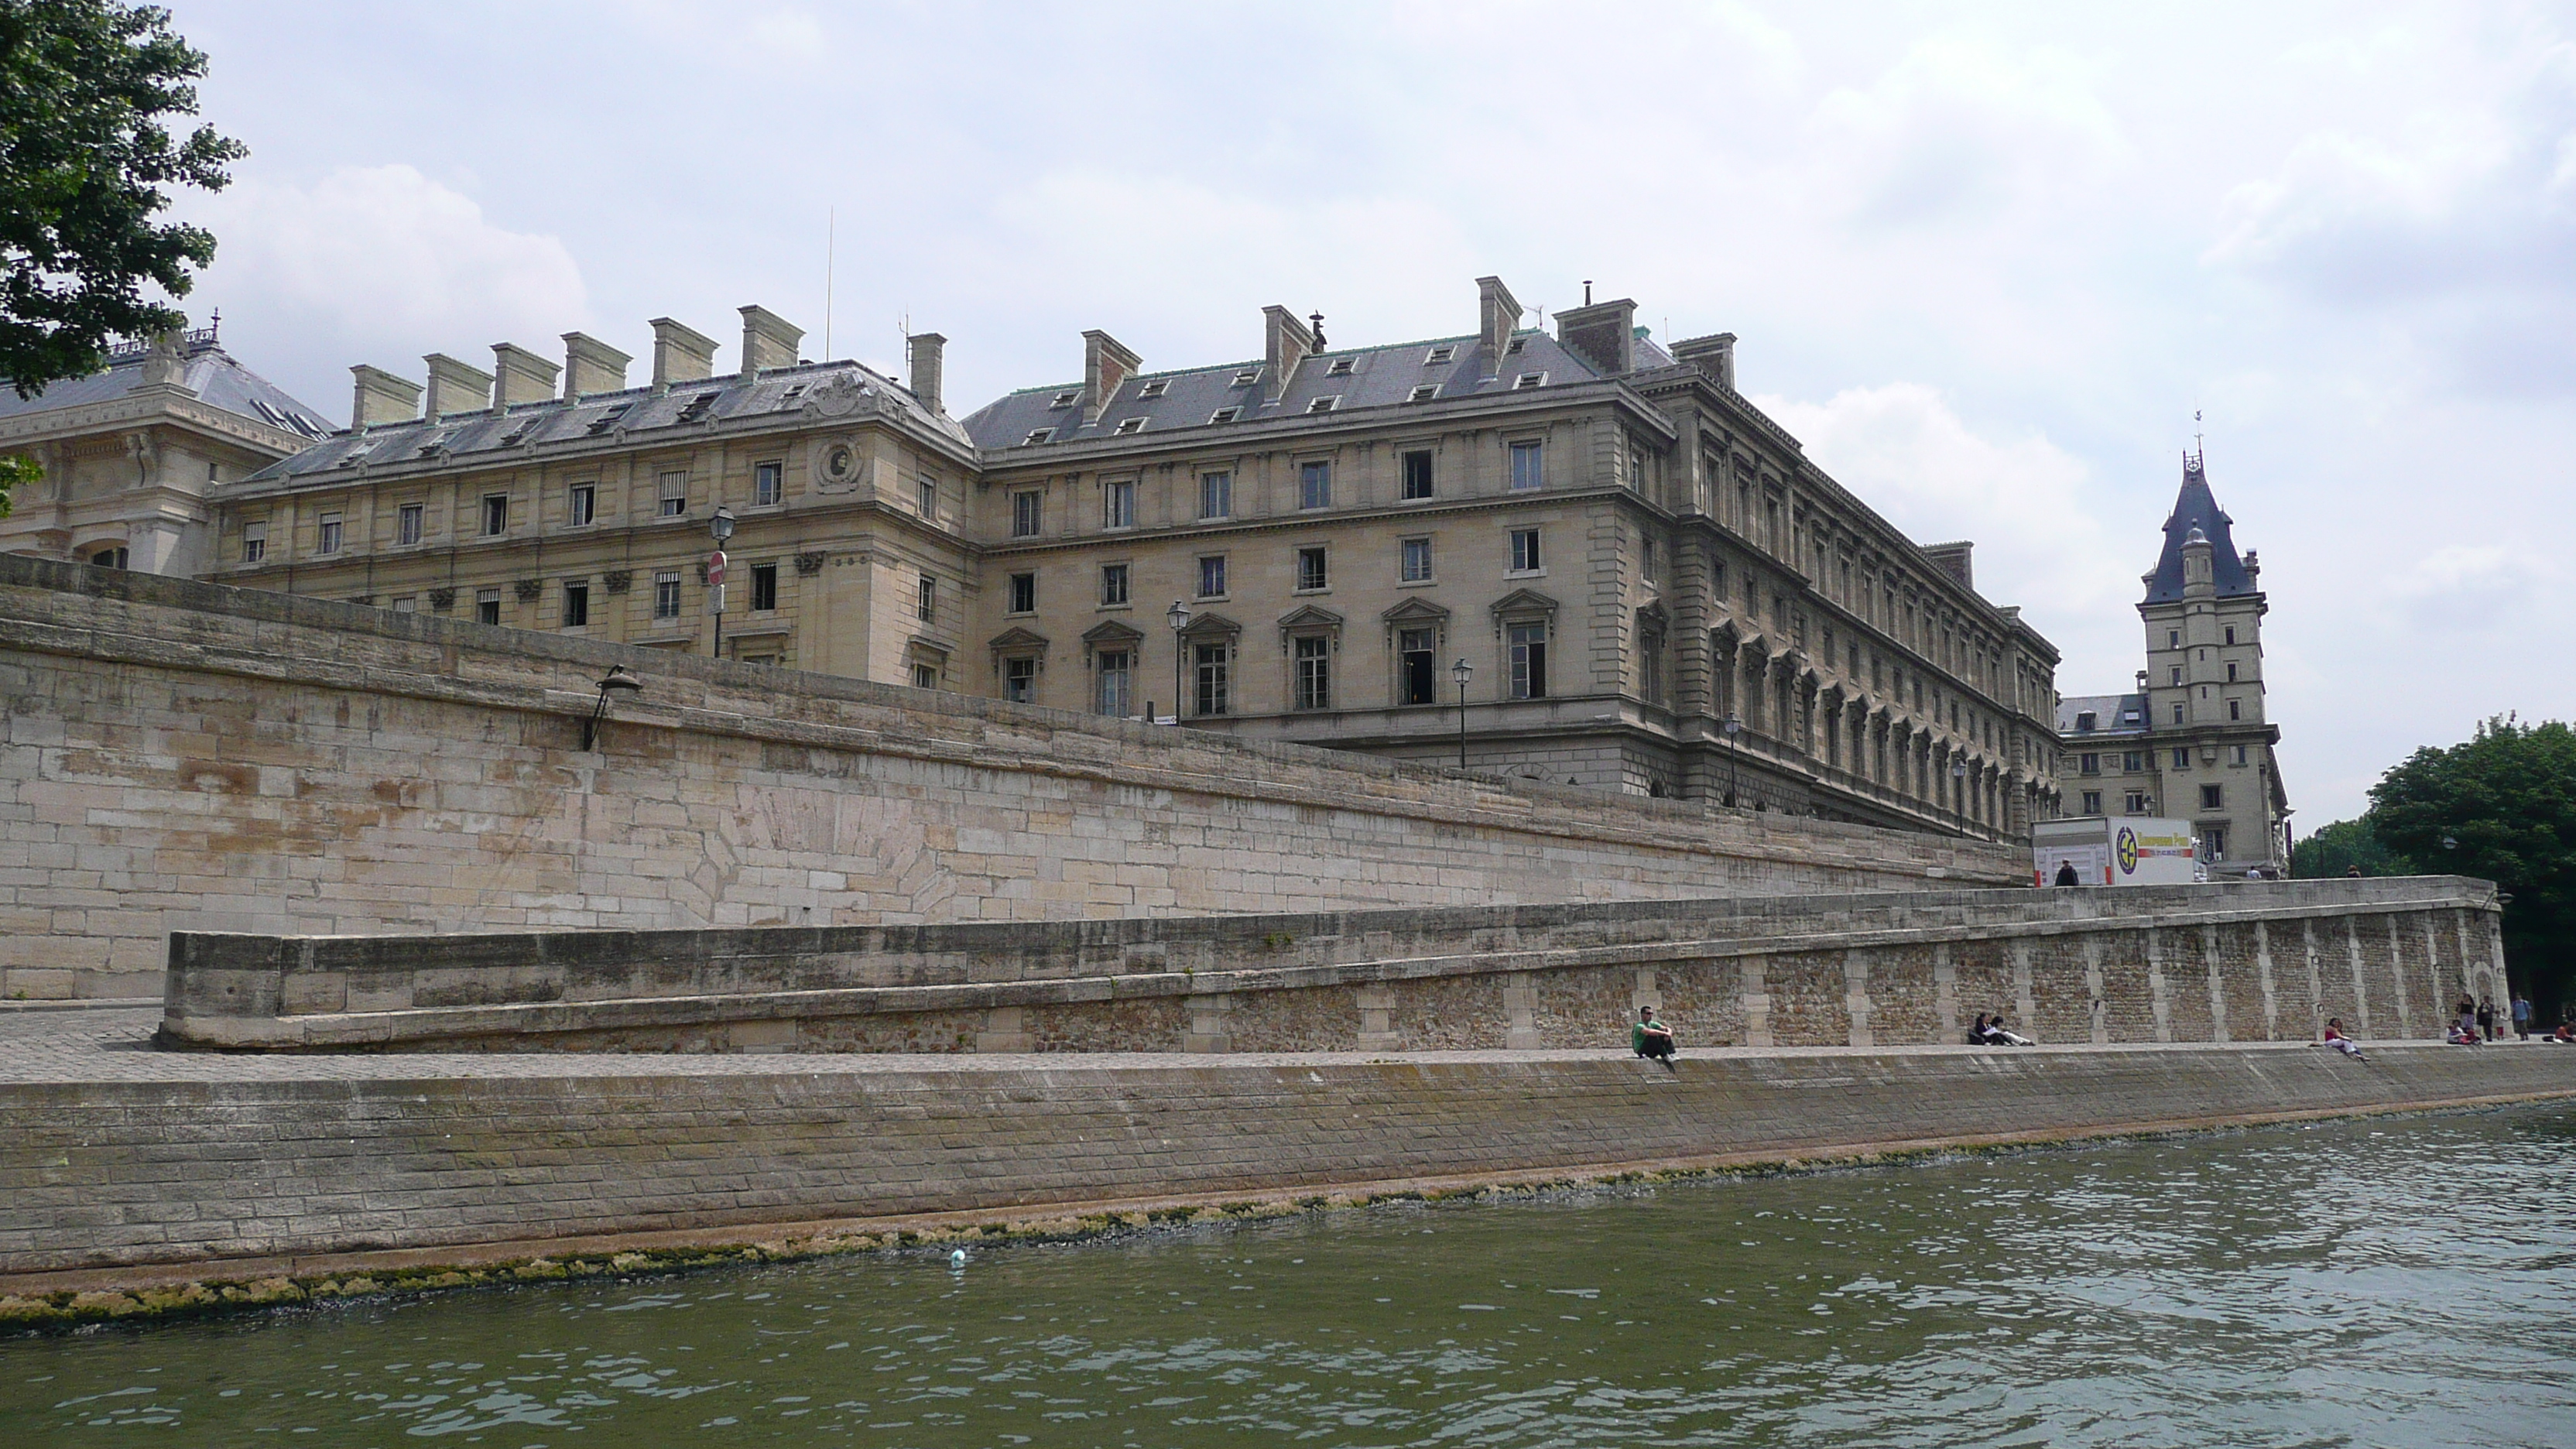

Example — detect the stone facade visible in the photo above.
[193,279,2061,838]
[0,554,2017,999]
[2056,452,2290,874]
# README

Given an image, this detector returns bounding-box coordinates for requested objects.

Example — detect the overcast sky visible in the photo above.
[160,2,2576,827]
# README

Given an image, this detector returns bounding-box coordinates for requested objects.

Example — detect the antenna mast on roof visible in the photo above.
[2187,407,2204,473]
[823,207,835,361]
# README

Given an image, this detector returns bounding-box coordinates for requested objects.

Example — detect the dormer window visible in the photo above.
[1425,344,1456,364]
[2075,711,2097,731]
[1325,358,1355,376]
[1114,416,1149,435]
[1050,390,1078,408]
[1208,406,1241,424]
[1406,384,1440,402]
[1139,379,1170,399]
[1506,337,1527,355]
[1231,367,1261,386]
[1512,372,1547,389]
[1307,396,1340,414]
[1023,428,1054,445]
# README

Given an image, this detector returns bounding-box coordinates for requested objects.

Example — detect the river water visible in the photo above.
[6,1106,2573,1447]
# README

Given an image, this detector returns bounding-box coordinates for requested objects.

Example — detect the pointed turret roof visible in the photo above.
[2142,451,2255,603]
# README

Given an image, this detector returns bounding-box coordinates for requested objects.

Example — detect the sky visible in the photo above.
[154,1,2576,827]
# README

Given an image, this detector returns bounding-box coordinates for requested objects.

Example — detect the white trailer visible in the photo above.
[2033,817,2198,887]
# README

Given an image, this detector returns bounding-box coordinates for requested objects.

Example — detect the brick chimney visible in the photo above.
[560,332,631,398]
[649,317,718,389]
[489,343,560,409]
[1082,328,1139,424]
[423,353,495,418]
[350,365,421,428]
[1670,332,1738,391]
[1476,276,1523,369]
[1554,296,1637,375]
[738,306,804,379]
[1923,541,1975,591]
[907,331,947,414]
[1260,307,1313,403]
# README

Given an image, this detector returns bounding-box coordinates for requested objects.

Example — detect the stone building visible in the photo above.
[192,276,2063,839]
[0,321,333,574]
[2055,451,2290,875]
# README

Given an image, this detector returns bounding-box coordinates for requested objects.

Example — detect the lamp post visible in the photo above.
[707,505,735,659]
[1166,599,1190,724]
[1951,758,1969,837]
[1721,713,1742,807]
[581,666,644,751]
[1451,657,1473,770]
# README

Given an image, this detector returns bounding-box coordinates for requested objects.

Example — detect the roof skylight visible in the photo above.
[1425,344,1456,365]
[1114,416,1148,435]
[1023,428,1054,445]
[1050,390,1078,407]
[1512,372,1547,389]
[1208,406,1242,424]
[1406,384,1440,402]
[1231,368,1261,386]
[1325,358,1355,377]
[1307,396,1340,414]
[1138,379,1170,399]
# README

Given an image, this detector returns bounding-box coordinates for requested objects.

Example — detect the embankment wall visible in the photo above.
[0,556,2016,999]
[163,878,2510,1053]
[4,1044,2570,1279]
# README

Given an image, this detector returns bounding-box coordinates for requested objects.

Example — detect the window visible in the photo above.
[1641,538,1656,583]
[1194,642,1229,716]
[1399,627,1437,705]
[568,484,594,526]
[1509,621,1548,699]
[1509,440,1543,490]
[1208,406,1242,424]
[1050,390,1078,408]
[2124,752,2145,772]
[1095,649,1132,715]
[1012,490,1042,537]
[562,581,589,629]
[1506,337,1526,355]
[1008,571,1036,614]
[2126,790,2151,814]
[317,512,342,554]
[392,596,416,612]
[1100,563,1130,607]
[482,495,509,535]
[2201,783,2224,810]
[2080,753,2101,776]
[1402,450,1434,499]
[654,570,682,620]
[397,503,423,546]
[1114,417,1148,436]
[913,661,940,690]
[1400,536,1433,583]
[1023,429,1053,445]
[2226,662,2238,682]
[2075,711,2098,733]
[1639,632,1664,703]
[2224,626,2236,645]
[1197,555,1227,598]
[2202,827,2228,860]
[1103,478,1135,529]
[1293,546,1329,591]
[1139,379,1170,399]
[917,573,937,622]
[1512,372,1546,389]
[476,588,501,625]
[2173,746,2191,769]
[2228,697,2242,721]
[1509,528,1542,573]
[749,562,777,612]
[1325,357,1355,377]
[753,460,783,506]
[1003,656,1036,704]
[1299,461,1332,509]
[2232,745,2249,766]
[1231,367,1261,386]
[2168,629,2181,648]
[2171,666,2184,687]
[1426,344,1456,364]
[1294,635,1331,710]
[2173,704,2185,724]
[916,478,937,518]
[2082,790,2103,814]
[1306,396,1339,414]
[1199,471,1232,519]
[1406,384,1440,403]
[87,545,128,568]
[657,471,687,519]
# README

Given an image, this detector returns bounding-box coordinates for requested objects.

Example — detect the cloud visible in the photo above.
[2382,543,2556,629]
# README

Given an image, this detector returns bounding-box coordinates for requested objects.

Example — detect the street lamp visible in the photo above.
[1721,713,1742,807]
[1451,656,1473,770]
[1166,599,1190,724]
[707,505,736,659]
[581,666,644,752]
[1951,758,1969,837]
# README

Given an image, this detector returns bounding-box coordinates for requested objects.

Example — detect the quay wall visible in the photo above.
[3,1043,2571,1280]
[0,556,2016,1000]
[163,878,2510,1053]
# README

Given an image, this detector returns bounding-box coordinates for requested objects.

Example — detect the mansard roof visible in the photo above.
[2143,454,2255,604]
[0,327,334,440]
[2057,692,2150,737]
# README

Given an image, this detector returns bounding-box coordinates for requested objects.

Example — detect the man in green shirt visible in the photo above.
[1632,1006,1676,1062]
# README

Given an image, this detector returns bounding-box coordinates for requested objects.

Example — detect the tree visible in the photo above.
[2370,715,2576,1020]
[2290,816,2413,881]
[0,1,242,514]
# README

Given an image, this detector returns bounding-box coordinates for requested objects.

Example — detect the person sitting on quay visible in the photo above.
[2448,1020,2485,1046]
[2549,1023,2574,1045]
[1976,1012,2034,1046]
[2321,1019,2367,1060]
[1632,1007,1677,1064]
[1970,1012,1992,1044]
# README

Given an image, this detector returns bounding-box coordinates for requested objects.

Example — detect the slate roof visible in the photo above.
[961,326,1674,452]
[2143,454,2254,603]
[0,333,334,439]
[243,359,962,486]
[2058,692,2150,737]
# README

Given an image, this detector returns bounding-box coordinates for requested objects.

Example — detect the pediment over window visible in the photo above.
[1177,610,1241,639]
[1489,587,1559,618]
[1635,601,1670,631]
[1380,597,1451,625]
[988,626,1050,656]
[1276,604,1344,632]
[1081,619,1143,659]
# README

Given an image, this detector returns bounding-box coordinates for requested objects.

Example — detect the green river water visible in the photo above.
[5,1105,2573,1447]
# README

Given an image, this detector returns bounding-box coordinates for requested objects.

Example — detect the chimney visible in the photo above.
[1922,541,1975,591]
[489,343,559,410]
[350,365,422,428]
[738,305,804,378]
[1260,306,1312,403]
[1670,332,1738,391]
[560,332,632,398]
[423,353,495,418]
[1554,296,1638,375]
[1082,328,1139,424]
[1476,276,1523,368]
[907,331,947,414]
[2242,548,2260,587]
[649,317,718,389]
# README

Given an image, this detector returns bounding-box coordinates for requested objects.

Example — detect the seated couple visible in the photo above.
[1969,1013,2033,1046]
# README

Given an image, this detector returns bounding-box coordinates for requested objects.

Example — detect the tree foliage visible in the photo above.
[0,0,242,402]
[2290,815,2413,881]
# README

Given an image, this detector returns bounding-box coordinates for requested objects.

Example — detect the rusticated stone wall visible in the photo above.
[0,557,2019,999]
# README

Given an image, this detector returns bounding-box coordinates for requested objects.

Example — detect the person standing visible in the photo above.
[2476,997,2497,1043]
[2512,994,2533,1040]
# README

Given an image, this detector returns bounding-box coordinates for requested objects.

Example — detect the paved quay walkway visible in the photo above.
[6,1005,2554,1084]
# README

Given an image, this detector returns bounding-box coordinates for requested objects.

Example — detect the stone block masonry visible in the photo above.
[0,555,2016,999]
[161,877,2511,1053]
